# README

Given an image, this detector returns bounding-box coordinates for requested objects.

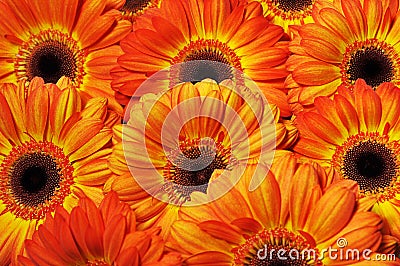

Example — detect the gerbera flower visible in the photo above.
[18,191,182,266]
[169,152,384,265]
[105,79,287,237]
[0,0,131,113]
[294,79,400,245]
[247,0,333,32]
[286,0,399,113]
[111,0,291,116]
[0,77,114,264]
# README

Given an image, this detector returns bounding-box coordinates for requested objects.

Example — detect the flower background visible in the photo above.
[0,0,400,265]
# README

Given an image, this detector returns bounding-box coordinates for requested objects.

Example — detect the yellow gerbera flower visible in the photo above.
[0,0,131,113]
[105,79,290,238]
[111,0,291,116]
[169,153,384,265]
[18,191,182,266]
[294,79,400,247]
[286,0,399,113]
[0,77,115,264]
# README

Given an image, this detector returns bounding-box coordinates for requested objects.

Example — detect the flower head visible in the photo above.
[294,79,400,243]
[0,0,131,113]
[286,0,400,113]
[19,191,182,265]
[0,77,115,264]
[169,153,383,265]
[105,79,289,237]
[112,0,291,116]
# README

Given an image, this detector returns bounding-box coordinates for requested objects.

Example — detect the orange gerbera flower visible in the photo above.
[0,0,131,113]
[247,0,333,32]
[18,191,182,266]
[169,153,384,265]
[105,79,290,237]
[111,0,291,116]
[0,77,115,265]
[294,79,400,245]
[286,0,399,113]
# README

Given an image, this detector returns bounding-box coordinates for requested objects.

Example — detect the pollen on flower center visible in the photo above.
[232,227,320,266]
[332,132,400,201]
[120,0,160,20]
[0,140,74,220]
[162,137,236,204]
[170,39,243,85]
[341,39,400,89]
[14,29,86,87]
[263,0,315,20]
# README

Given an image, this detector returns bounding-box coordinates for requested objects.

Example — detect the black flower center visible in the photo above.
[273,0,313,12]
[170,146,228,192]
[121,0,152,13]
[28,40,76,84]
[180,51,234,83]
[163,141,232,203]
[347,46,394,88]
[10,153,61,207]
[342,140,397,193]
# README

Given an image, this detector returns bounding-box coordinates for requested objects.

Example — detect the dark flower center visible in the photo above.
[27,40,77,84]
[273,0,313,12]
[167,146,228,194]
[347,46,394,88]
[234,228,316,266]
[180,58,234,84]
[171,39,243,86]
[162,139,233,204]
[10,153,61,207]
[342,140,396,193]
[121,0,152,13]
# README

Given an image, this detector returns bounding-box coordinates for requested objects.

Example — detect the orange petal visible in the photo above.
[293,137,335,159]
[306,185,356,243]
[293,61,340,86]
[198,220,243,244]
[290,165,321,230]
[184,251,232,265]
[333,94,360,136]
[341,0,367,39]
[302,112,346,145]
[61,118,104,157]
[171,221,232,254]
[319,8,355,43]
[104,215,126,262]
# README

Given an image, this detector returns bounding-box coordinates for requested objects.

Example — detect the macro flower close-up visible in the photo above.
[0,77,114,265]
[169,153,385,265]
[18,191,182,266]
[294,79,400,246]
[111,0,292,116]
[105,79,287,238]
[1,0,400,264]
[0,0,131,113]
[286,0,400,113]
